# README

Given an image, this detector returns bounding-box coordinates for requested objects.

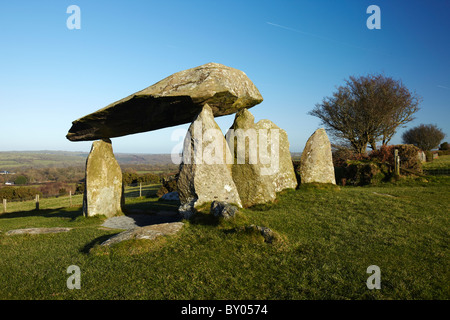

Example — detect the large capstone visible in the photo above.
[177,104,242,218]
[67,62,263,141]
[299,128,336,184]
[83,139,124,217]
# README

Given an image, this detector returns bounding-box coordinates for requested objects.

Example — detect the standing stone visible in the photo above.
[255,119,297,192]
[83,139,124,217]
[177,104,242,218]
[417,150,427,163]
[225,109,277,207]
[300,128,336,184]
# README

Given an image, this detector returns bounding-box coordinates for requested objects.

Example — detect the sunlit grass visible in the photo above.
[0,177,448,300]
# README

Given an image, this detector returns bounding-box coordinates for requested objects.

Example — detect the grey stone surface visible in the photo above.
[255,119,298,192]
[6,227,72,236]
[161,191,180,201]
[67,62,263,141]
[178,201,196,220]
[83,139,124,218]
[177,104,242,216]
[210,201,238,219]
[101,222,184,246]
[101,212,181,230]
[226,109,276,207]
[299,128,336,185]
[237,225,278,243]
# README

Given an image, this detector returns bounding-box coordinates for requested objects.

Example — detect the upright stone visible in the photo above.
[83,139,124,217]
[300,128,336,184]
[226,109,278,207]
[177,104,242,218]
[255,119,298,192]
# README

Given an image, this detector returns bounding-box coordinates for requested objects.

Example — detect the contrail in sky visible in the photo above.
[266,21,376,53]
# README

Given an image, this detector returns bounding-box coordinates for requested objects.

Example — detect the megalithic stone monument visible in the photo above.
[83,139,124,217]
[67,62,263,219]
[299,128,336,185]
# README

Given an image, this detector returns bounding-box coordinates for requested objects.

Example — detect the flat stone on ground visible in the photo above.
[101,212,181,230]
[6,227,72,236]
[101,222,184,246]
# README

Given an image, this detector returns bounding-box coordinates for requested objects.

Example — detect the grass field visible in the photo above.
[423,154,450,174]
[0,175,448,300]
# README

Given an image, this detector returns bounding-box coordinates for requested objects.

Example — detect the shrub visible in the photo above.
[14,175,28,185]
[331,145,369,168]
[344,160,389,186]
[138,173,160,184]
[0,186,42,201]
[402,124,445,151]
[437,149,450,156]
[156,174,178,197]
[123,171,161,186]
[122,172,138,185]
[38,182,73,197]
[59,188,68,196]
[425,151,434,162]
[332,144,423,185]
[393,144,422,174]
[75,183,85,194]
[369,145,395,164]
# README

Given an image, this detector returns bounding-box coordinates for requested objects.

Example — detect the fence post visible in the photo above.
[139,182,142,198]
[69,190,72,207]
[394,149,400,176]
[3,199,6,214]
[35,194,40,211]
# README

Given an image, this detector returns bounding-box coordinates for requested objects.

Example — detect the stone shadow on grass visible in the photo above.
[0,207,83,221]
[123,199,180,215]
[80,233,119,254]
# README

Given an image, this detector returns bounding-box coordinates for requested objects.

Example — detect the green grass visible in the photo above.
[135,170,164,174]
[2,184,162,214]
[0,177,448,300]
[423,154,450,171]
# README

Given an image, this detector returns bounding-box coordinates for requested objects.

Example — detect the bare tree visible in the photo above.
[402,124,446,151]
[309,74,421,154]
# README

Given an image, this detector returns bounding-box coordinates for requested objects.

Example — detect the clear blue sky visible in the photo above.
[0,0,449,154]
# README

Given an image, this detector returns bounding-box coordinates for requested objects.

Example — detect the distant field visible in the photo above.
[0,151,177,170]
[0,151,88,170]
[0,151,304,171]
